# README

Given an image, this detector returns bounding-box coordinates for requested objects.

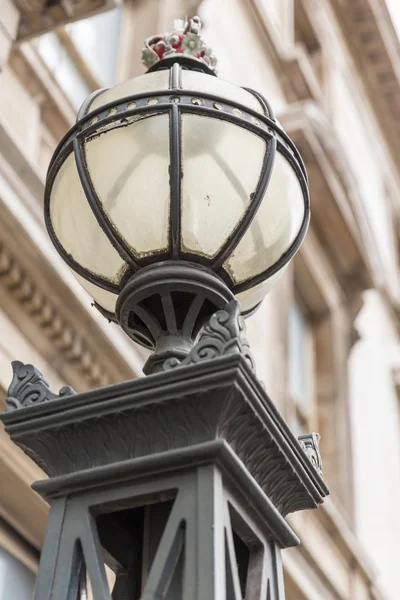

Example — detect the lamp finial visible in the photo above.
[142,16,217,72]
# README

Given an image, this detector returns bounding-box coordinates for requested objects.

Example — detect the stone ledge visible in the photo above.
[14,0,119,41]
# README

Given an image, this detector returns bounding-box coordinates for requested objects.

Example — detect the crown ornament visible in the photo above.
[141,16,217,73]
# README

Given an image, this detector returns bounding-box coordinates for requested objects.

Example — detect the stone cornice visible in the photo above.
[330,0,400,173]
[0,239,111,390]
[0,236,143,391]
[13,0,119,41]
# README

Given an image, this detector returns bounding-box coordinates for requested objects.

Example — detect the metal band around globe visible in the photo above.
[211,136,277,271]
[72,137,142,271]
[46,86,307,181]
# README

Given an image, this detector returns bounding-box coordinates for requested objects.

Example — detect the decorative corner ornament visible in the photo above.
[142,16,217,72]
[164,300,255,372]
[298,433,323,477]
[5,361,75,413]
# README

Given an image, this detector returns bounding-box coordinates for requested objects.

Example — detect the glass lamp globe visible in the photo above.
[45,17,309,373]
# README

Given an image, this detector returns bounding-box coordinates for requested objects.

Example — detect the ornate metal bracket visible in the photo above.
[5,361,75,413]
[298,433,323,477]
[163,300,255,372]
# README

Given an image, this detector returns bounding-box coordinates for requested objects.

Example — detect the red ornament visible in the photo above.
[171,33,184,48]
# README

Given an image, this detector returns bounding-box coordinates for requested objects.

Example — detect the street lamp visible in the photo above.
[44,16,309,373]
[1,17,327,600]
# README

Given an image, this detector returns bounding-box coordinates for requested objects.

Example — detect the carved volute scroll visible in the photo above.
[6,360,75,413]
[163,300,256,372]
[298,433,323,477]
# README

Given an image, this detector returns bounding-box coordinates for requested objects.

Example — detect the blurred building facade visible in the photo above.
[0,0,400,598]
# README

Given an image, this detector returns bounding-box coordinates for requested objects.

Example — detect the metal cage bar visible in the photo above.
[44,63,310,312]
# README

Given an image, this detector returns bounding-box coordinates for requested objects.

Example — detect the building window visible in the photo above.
[32,7,123,111]
[0,546,36,599]
[65,7,122,88]
[288,299,315,435]
[36,32,91,110]
[288,245,355,514]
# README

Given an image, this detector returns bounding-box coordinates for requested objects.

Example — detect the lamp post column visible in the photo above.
[1,303,328,600]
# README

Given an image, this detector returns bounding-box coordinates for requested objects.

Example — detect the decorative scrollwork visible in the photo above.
[5,361,75,413]
[298,433,323,477]
[163,300,255,372]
